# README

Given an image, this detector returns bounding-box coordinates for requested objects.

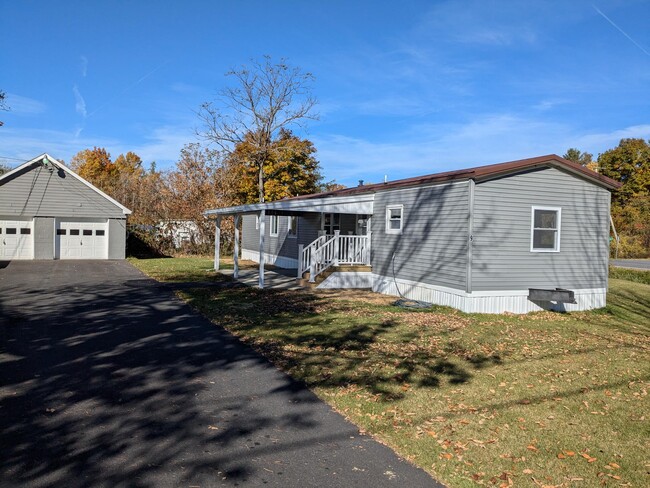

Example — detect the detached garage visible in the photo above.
[0,154,131,260]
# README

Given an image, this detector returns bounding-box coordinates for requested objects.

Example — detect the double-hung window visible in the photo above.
[385,205,404,234]
[531,206,561,252]
[269,215,279,236]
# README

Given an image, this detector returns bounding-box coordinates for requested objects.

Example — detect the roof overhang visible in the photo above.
[204,193,374,217]
[0,153,132,215]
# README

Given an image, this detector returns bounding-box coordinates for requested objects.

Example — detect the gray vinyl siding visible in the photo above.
[33,217,55,259]
[108,219,126,259]
[241,214,297,259]
[0,163,124,218]
[371,181,469,291]
[471,167,610,291]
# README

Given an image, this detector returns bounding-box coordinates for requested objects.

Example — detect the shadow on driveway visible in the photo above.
[0,260,438,488]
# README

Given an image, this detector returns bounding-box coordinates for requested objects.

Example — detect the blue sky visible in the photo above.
[1,0,649,186]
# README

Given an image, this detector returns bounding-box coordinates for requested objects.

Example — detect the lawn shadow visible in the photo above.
[187,287,476,401]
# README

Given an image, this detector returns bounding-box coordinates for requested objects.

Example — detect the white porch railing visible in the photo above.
[298,231,371,282]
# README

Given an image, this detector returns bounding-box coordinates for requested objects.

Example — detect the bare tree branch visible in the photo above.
[196,56,318,202]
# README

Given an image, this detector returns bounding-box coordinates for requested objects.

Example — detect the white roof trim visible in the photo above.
[204,194,375,216]
[0,153,132,215]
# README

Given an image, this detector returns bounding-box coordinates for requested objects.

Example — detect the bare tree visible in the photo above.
[197,56,317,202]
[0,90,9,127]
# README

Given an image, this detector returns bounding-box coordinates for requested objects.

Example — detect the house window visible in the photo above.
[531,206,561,252]
[323,213,340,235]
[255,215,259,230]
[270,215,279,236]
[385,205,403,234]
[288,216,297,237]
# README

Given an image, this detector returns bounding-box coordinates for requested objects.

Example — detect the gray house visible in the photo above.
[205,155,621,314]
[0,154,131,260]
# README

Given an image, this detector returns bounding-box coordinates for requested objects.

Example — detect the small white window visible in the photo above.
[531,206,561,252]
[270,215,279,236]
[385,205,403,234]
[288,216,297,238]
[255,215,259,230]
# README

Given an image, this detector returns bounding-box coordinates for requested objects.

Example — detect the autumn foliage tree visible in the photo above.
[164,143,238,252]
[229,129,321,204]
[597,138,650,257]
[198,56,318,203]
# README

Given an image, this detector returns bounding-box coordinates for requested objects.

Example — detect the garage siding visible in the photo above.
[109,219,127,259]
[0,163,124,219]
[33,217,55,259]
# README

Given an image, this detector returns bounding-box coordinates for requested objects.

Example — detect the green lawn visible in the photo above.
[127,256,260,283]
[130,257,650,487]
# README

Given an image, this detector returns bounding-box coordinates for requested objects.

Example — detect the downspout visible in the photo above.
[466,179,475,294]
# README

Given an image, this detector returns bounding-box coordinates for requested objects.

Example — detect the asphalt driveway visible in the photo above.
[0,260,440,488]
[611,259,650,270]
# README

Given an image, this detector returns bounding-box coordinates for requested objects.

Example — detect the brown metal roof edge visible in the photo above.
[281,154,621,202]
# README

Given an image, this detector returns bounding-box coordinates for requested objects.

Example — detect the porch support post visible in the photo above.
[214,216,221,271]
[297,244,304,278]
[309,246,316,283]
[234,214,240,279]
[333,230,340,266]
[258,209,265,289]
[366,228,372,265]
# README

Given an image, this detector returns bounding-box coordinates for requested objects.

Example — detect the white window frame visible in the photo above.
[287,216,297,238]
[385,205,404,235]
[530,206,561,252]
[269,215,279,236]
[255,215,259,230]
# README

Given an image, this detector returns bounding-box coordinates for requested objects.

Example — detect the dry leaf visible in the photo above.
[557,452,566,459]
[522,468,533,474]
[527,444,538,452]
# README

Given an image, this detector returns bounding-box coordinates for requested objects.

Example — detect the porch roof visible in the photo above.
[204,193,374,217]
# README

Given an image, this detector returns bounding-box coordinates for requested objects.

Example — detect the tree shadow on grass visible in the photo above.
[185,286,476,401]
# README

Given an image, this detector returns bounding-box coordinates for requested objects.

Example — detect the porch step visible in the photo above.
[298,265,371,288]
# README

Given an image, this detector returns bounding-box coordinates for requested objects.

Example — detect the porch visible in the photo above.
[204,192,375,289]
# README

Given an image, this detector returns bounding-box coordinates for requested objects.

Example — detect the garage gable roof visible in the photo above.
[0,153,132,215]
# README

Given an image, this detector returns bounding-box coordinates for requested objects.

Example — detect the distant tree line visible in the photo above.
[564,138,650,258]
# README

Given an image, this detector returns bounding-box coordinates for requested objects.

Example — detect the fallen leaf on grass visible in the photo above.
[527,444,538,452]
[522,468,533,474]
[440,452,453,460]
[581,453,597,463]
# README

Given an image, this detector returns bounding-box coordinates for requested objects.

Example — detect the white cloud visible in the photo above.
[417,0,539,46]
[0,127,117,165]
[0,121,196,170]
[73,85,87,118]
[5,94,46,115]
[313,115,650,186]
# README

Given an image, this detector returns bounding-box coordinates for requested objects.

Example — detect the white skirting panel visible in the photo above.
[241,248,298,269]
[372,274,606,314]
[317,272,374,289]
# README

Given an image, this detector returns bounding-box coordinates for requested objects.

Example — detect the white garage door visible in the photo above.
[56,221,108,259]
[0,219,33,259]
